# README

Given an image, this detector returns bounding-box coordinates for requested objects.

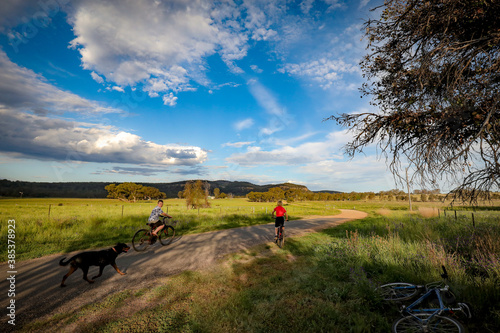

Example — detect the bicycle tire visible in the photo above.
[277,228,285,248]
[158,225,175,246]
[377,283,420,301]
[132,229,150,252]
[392,314,465,333]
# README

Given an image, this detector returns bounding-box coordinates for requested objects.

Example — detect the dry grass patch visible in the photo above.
[377,208,392,216]
[418,207,439,218]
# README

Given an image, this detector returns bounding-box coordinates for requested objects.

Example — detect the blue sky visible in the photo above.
[0,0,396,193]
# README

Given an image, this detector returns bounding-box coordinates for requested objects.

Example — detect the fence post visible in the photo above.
[472,213,475,228]
[48,204,51,219]
[455,210,457,221]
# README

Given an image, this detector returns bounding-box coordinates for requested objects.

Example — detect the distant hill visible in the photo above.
[0,179,339,198]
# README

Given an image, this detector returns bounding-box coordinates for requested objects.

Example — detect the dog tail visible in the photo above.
[59,257,71,266]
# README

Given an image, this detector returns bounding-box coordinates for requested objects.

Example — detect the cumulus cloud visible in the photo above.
[0,108,208,166]
[65,0,289,105]
[162,92,178,107]
[0,50,122,115]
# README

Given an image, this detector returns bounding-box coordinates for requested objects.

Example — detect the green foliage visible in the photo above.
[183,180,210,209]
[105,182,165,202]
[330,0,500,203]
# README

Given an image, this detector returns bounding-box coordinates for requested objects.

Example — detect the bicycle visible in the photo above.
[274,222,285,248]
[132,216,176,252]
[378,266,472,332]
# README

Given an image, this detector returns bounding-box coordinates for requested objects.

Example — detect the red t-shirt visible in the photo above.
[274,206,287,217]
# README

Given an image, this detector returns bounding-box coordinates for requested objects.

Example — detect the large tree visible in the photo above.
[329,0,499,203]
[183,180,211,209]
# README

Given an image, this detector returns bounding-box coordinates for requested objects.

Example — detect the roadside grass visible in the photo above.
[2,197,500,261]
[0,198,341,261]
[21,209,500,332]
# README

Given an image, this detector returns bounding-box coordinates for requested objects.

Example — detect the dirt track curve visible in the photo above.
[1,209,367,331]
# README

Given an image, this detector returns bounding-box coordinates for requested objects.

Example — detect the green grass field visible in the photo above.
[1,198,344,260]
[3,198,500,331]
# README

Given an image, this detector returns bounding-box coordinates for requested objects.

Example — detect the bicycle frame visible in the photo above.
[402,285,463,323]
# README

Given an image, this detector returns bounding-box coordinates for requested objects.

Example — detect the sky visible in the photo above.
[0,0,397,193]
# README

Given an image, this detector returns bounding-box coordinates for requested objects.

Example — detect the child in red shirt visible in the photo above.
[272,200,288,240]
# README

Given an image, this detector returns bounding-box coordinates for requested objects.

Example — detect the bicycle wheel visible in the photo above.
[278,228,285,248]
[392,314,465,333]
[377,283,420,301]
[158,225,175,246]
[132,229,150,252]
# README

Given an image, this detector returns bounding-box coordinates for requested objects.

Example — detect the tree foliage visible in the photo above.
[183,180,211,209]
[105,183,165,202]
[328,0,500,203]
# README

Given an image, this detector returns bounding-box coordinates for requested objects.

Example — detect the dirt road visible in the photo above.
[1,209,367,331]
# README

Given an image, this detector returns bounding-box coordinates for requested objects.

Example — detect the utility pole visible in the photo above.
[406,167,412,211]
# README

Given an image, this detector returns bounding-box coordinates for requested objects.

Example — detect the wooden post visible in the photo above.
[455,210,457,221]
[48,204,51,219]
[472,213,475,228]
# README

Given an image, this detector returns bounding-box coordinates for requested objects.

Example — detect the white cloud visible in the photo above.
[0,49,122,115]
[280,58,361,89]
[0,108,207,166]
[234,118,254,131]
[300,155,393,192]
[246,79,290,136]
[67,0,272,104]
[300,0,315,14]
[250,65,263,73]
[162,92,178,106]
[91,71,104,84]
[111,86,124,93]
[227,130,350,166]
[222,141,255,148]
[359,0,372,9]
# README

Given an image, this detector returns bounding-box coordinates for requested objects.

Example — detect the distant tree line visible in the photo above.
[245,187,496,203]
[105,183,165,202]
[247,187,371,203]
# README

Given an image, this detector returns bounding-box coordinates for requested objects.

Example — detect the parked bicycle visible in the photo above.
[132,216,176,252]
[377,266,472,333]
